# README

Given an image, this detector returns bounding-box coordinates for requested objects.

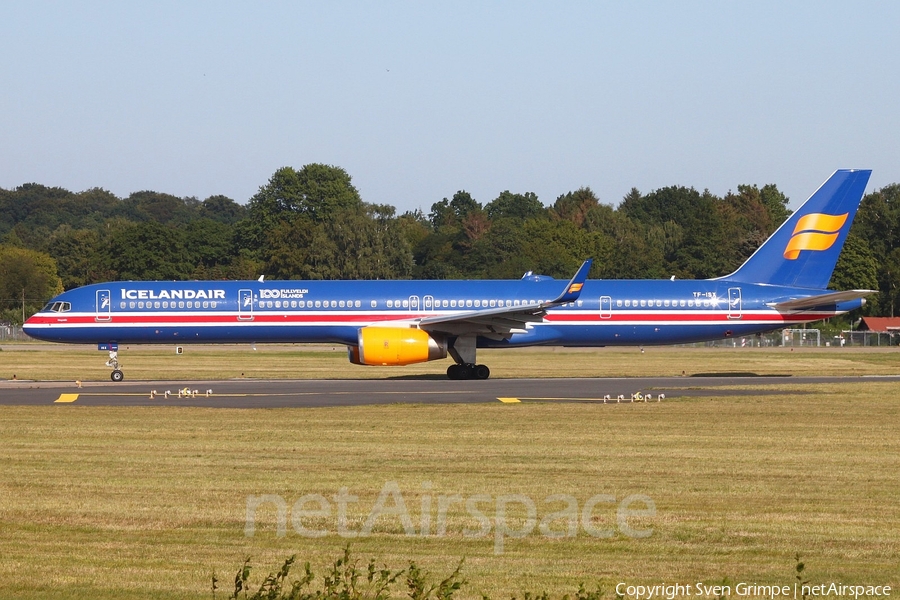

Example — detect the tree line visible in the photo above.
[1,163,897,325]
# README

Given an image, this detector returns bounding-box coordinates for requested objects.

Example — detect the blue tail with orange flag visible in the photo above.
[720,169,871,289]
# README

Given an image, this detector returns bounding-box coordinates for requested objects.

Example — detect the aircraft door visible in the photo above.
[409,295,420,312]
[728,287,742,319]
[96,290,111,322]
[423,295,435,311]
[238,289,254,320]
[600,295,612,319]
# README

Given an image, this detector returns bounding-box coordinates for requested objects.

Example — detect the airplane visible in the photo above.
[24,169,874,382]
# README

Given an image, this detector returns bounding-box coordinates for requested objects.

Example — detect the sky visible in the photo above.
[3,2,899,213]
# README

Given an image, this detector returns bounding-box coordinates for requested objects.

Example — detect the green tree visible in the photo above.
[240,164,365,260]
[121,191,200,224]
[47,226,105,288]
[182,219,237,273]
[831,233,879,292]
[485,191,545,222]
[265,204,413,280]
[759,183,791,227]
[101,221,193,280]
[551,187,601,228]
[621,186,730,278]
[200,195,246,224]
[852,185,900,316]
[0,245,64,324]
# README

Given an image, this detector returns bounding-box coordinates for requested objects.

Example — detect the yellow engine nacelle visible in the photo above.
[348,327,447,366]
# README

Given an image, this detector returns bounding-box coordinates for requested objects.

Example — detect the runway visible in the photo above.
[1,375,897,408]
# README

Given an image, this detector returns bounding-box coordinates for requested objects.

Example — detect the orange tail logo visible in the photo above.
[783,213,848,260]
[568,283,583,294]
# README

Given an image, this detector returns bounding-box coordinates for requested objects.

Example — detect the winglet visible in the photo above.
[550,259,592,304]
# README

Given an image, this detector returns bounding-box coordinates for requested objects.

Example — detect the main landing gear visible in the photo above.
[447,363,491,380]
[446,335,490,380]
[105,350,124,382]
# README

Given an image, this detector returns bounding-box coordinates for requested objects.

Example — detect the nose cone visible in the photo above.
[22,312,42,339]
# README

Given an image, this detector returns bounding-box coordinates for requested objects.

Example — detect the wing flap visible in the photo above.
[418,260,591,337]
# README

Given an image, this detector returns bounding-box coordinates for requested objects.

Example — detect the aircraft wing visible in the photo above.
[418,259,592,339]
[767,289,876,311]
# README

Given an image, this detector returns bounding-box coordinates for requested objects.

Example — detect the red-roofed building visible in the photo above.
[858,317,900,333]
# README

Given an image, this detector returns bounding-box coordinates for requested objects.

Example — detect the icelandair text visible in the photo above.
[121,289,225,300]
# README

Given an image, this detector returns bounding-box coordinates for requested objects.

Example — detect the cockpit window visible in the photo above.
[42,302,72,313]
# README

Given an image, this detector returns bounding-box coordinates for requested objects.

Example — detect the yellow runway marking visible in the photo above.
[54,394,80,403]
[497,397,521,403]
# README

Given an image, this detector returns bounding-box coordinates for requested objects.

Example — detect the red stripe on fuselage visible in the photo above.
[25,309,836,327]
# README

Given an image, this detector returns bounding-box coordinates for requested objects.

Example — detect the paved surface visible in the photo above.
[1,375,896,407]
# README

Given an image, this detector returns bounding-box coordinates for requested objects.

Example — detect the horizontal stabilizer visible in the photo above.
[767,290,876,311]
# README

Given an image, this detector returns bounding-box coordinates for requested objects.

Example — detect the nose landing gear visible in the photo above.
[105,351,124,382]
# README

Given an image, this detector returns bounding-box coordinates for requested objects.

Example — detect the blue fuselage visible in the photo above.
[24,278,859,347]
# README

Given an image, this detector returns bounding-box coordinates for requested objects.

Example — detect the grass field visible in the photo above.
[1,347,899,599]
[2,343,900,381]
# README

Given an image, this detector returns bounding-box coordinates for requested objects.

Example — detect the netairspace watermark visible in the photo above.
[244,481,656,554]
[615,582,893,600]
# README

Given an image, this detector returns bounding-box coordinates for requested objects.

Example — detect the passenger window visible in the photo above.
[640,300,646,307]
[624,300,630,307]
[465,300,473,308]
[120,302,126,309]
[370,300,376,308]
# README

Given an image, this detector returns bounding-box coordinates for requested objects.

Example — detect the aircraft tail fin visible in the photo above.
[720,169,871,289]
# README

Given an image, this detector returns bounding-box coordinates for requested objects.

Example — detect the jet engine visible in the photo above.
[348,327,447,366]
